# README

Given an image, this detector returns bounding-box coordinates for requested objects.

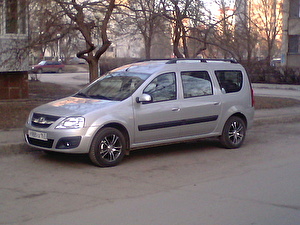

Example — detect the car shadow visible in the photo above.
[29,138,222,167]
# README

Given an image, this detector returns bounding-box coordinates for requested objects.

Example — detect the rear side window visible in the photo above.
[215,70,243,93]
[181,71,213,98]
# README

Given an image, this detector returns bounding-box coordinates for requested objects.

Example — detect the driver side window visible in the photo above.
[143,73,176,103]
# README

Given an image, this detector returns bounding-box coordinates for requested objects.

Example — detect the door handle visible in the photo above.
[172,108,180,112]
[213,102,221,105]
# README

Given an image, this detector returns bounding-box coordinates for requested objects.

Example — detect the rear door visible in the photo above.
[178,70,222,137]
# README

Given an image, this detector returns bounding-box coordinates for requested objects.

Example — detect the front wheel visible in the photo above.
[89,127,126,167]
[220,116,246,149]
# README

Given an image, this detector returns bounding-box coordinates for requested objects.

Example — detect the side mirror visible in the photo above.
[136,94,152,103]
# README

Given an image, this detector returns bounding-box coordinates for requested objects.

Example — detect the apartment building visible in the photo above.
[0,0,28,99]
[281,0,300,68]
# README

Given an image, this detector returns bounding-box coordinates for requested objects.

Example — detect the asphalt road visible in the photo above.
[1,72,297,224]
[0,120,299,225]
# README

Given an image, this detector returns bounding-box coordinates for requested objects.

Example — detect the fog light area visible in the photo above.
[56,136,81,149]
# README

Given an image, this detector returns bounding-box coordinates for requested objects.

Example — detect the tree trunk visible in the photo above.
[144,36,151,59]
[89,58,99,82]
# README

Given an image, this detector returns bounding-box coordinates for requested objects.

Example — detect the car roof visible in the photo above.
[111,59,243,75]
[111,60,169,74]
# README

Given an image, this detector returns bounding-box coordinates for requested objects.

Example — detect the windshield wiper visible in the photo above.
[73,92,90,98]
[89,94,112,100]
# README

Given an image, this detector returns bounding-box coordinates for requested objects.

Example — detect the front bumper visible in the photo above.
[24,125,98,154]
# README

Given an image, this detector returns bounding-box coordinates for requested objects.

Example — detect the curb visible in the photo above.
[252,83,300,91]
[0,143,36,156]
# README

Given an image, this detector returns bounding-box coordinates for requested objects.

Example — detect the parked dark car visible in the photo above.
[31,61,65,73]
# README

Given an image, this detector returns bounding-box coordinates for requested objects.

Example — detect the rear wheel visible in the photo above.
[89,127,126,167]
[220,116,246,149]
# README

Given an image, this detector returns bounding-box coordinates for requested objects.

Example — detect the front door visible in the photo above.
[133,72,181,145]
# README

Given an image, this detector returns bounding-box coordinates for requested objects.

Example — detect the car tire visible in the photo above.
[220,116,246,149]
[37,69,43,74]
[89,127,126,167]
[58,68,62,73]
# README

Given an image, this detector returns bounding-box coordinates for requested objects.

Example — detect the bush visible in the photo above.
[244,61,300,84]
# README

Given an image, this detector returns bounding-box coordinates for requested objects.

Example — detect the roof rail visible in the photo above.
[137,59,170,62]
[166,58,238,64]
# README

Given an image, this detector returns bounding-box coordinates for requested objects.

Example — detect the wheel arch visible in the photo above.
[220,113,247,149]
[229,112,248,128]
[101,123,131,154]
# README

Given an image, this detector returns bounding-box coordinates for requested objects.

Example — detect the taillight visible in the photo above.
[251,86,255,107]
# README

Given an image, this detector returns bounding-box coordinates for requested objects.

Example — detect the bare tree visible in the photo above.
[128,0,164,59]
[113,0,168,59]
[52,0,115,82]
[250,0,282,63]
[28,0,69,62]
[208,0,250,61]
[161,0,232,59]
[161,0,190,58]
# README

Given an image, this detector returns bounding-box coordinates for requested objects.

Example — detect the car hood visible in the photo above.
[34,96,118,117]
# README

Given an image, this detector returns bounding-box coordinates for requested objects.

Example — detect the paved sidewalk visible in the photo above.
[0,128,32,156]
[252,83,300,91]
[253,83,300,100]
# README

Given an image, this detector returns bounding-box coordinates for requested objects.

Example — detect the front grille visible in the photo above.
[27,136,54,148]
[31,113,60,128]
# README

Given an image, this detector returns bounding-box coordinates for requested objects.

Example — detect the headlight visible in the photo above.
[56,117,85,129]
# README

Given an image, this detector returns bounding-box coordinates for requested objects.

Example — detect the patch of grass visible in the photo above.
[254,96,300,109]
[1,82,300,130]
[28,81,79,99]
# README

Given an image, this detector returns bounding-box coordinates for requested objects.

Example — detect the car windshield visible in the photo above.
[74,71,151,101]
[38,61,47,65]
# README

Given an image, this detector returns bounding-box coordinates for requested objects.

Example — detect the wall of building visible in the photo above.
[0,37,29,72]
[0,71,28,99]
[0,0,29,99]
[281,0,300,69]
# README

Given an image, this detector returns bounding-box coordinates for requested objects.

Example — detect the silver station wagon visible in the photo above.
[24,59,255,167]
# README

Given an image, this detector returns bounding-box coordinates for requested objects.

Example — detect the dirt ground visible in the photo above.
[1,81,300,130]
[0,82,78,130]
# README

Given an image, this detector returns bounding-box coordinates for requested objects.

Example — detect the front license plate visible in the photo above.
[28,130,48,141]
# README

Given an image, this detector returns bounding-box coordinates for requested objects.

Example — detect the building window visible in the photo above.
[288,35,300,53]
[0,0,3,34]
[6,0,18,33]
[5,0,26,34]
[19,1,26,34]
[289,0,300,17]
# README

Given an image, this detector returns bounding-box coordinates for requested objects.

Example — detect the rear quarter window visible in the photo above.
[215,70,243,93]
